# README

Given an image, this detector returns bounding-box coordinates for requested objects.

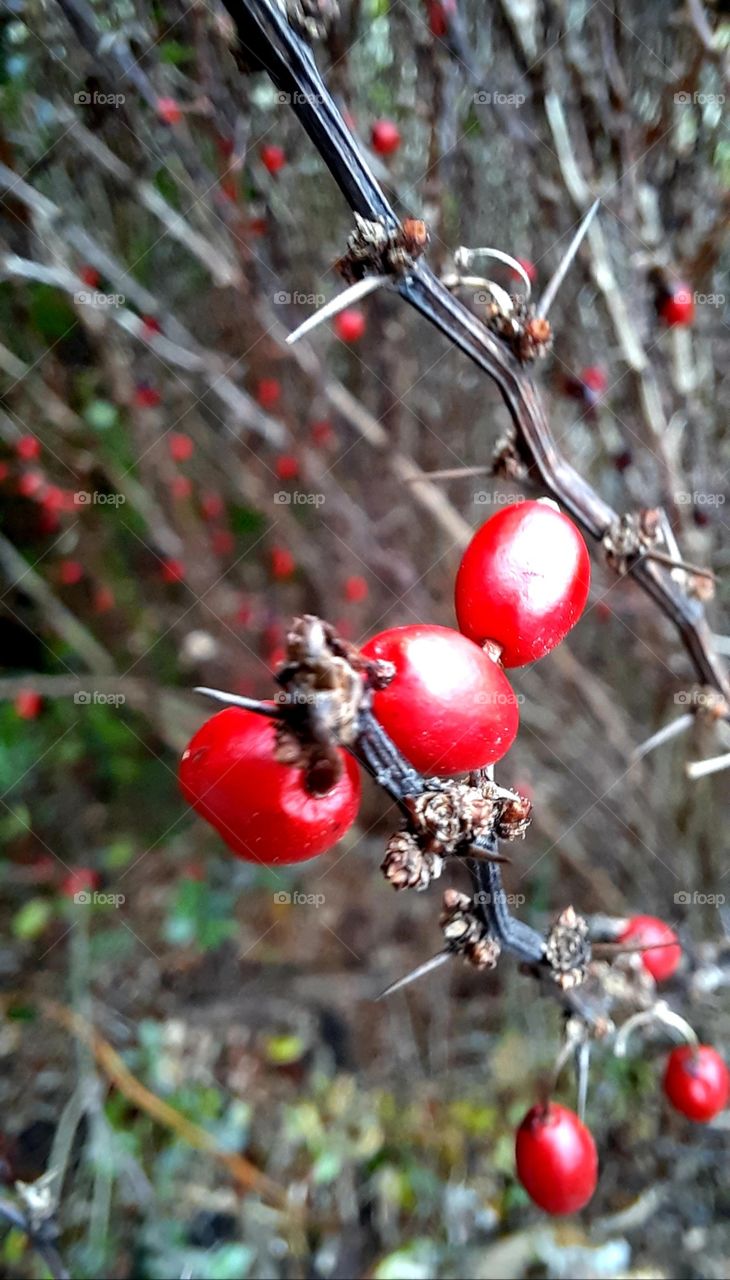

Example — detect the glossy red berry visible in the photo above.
[270,546,295,580]
[618,915,681,982]
[334,309,366,343]
[371,119,401,156]
[515,1102,598,1215]
[256,378,281,410]
[455,500,591,667]
[360,624,519,776]
[156,97,182,126]
[59,560,83,586]
[180,707,361,864]
[260,144,286,174]
[61,867,100,899]
[161,558,186,583]
[79,265,101,289]
[14,689,43,720]
[16,435,41,461]
[663,1045,729,1122]
[275,454,299,481]
[657,282,694,327]
[169,432,194,462]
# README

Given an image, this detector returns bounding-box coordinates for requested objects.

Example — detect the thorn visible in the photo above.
[376,951,451,1000]
[463,844,512,866]
[642,549,717,581]
[631,712,694,764]
[453,246,533,298]
[536,198,600,319]
[686,750,730,780]
[193,687,281,717]
[576,1041,590,1122]
[285,275,390,345]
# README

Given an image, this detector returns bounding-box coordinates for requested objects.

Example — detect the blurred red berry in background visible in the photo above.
[260,144,286,174]
[14,690,43,720]
[334,309,366,343]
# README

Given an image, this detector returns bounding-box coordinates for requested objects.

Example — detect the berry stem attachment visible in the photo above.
[285,275,389,345]
[614,1001,699,1059]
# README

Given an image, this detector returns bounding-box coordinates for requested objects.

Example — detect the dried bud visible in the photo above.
[495,792,532,840]
[382,832,443,891]
[545,906,591,989]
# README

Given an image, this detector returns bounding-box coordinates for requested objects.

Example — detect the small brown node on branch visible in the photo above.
[603,509,661,573]
[483,294,553,362]
[272,615,393,790]
[440,889,501,968]
[491,430,529,481]
[285,0,339,39]
[695,687,730,723]
[382,832,444,891]
[337,213,430,283]
[545,906,591,989]
[494,791,533,840]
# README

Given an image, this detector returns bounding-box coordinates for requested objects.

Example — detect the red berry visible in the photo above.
[371,119,401,156]
[427,1,449,38]
[211,529,234,556]
[16,435,41,461]
[344,575,368,603]
[0,462,9,481]
[658,282,695,327]
[310,419,335,448]
[455,500,591,667]
[663,1045,729,1122]
[168,432,194,463]
[201,491,225,522]
[275,454,299,481]
[334,309,366,343]
[79,265,101,289]
[617,915,681,982]
[141,314,161,335]
[179,707,361,863]
[260,144,286,174]
[14,689,42,720]
[17,470,45,499]
[511,256,537,284]
[134,383,161,409]
[61,867,100,899]
[93,585,115,613]
[270,546,295,580]
[360,624,519,776]
[161,558,186,583]
[59,560,83,586]
[248,217,268,237]
[580,365,608,395]
[156,97,182,126]
[516,1103,598,1215]
[170,475,193,501]
[256,378,281,410]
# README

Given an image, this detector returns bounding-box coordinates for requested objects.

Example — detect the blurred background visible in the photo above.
[0,1,729,1276]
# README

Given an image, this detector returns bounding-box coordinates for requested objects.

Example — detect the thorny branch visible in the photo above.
[224,0,729,707]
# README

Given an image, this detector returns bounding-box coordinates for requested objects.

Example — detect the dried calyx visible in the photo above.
[337,213,430,283]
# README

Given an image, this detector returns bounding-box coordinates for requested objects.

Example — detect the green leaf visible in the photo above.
[84,399,118,431]
[13,897,53,939]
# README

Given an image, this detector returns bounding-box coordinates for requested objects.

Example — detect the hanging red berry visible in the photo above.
[256,378,281,410]
[657,282,695,328]
[15,435,41,461]
[270,546,295,580]
[168,433,194,462]
[260,144,286,174]
[156,97,182,126]
[334,309,366,343]
[617,915,681,982]
[179,707,361,864]
[371,119,401,156]
[663,1045,729,1123]
[515,1102,598,1215]
[275,454,299,481]
[455,500,591,667]
[360,624,519,776]
[14,689,43,720]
